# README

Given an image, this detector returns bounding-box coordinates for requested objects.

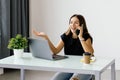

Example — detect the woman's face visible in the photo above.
[69,16,80,33]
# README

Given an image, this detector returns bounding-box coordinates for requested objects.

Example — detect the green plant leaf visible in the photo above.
[7,34,28,49]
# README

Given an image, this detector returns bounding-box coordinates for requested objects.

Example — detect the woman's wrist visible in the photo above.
[80,38,85,41]
[78,37,85,41]
[44,35,49,40]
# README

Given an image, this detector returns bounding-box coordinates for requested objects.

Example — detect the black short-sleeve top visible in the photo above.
[61,33,93,56]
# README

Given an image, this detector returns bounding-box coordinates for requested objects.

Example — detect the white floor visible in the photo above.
[0,69,120,80]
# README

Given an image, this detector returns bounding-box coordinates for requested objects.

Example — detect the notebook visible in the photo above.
[28,38,68,60]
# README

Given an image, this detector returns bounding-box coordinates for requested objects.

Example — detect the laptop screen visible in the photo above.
[29,38,54,60]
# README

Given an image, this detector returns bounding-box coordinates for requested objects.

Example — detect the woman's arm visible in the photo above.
[47,38,64,55]
[79,37,94,56]
[77,25,94,56]
[33,29,64,54]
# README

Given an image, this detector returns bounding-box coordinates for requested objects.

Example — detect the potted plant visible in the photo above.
[8,34,28,58]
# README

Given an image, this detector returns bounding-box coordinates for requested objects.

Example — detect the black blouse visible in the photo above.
[61,33,92,56]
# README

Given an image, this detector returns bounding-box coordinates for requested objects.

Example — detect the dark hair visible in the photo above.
[68,14,93,43]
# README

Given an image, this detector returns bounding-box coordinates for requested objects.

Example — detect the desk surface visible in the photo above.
[0,53,115,74]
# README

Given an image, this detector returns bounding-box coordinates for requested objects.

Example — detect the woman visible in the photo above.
[33,14,94,80]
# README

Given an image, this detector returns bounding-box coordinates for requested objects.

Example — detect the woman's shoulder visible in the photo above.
[83,33,93,42]
[61,33,68,42]
[61,33,70,37]
[61,33,66,37]
[84,32,91,36]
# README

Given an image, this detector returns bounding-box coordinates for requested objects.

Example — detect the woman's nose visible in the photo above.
[71,23,75,26]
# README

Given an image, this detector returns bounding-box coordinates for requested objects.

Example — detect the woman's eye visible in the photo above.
[76,23,79,24]
[75,22,79,25]
[70,21,79,25]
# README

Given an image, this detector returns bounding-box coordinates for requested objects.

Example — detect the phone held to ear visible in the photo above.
[75,24,83,35]
[75,29,80,35]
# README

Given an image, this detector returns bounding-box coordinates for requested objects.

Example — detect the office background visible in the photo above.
[30,0,120,69]
[0,0,120,80]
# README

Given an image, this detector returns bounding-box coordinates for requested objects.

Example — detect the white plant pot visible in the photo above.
[13,49,24,58]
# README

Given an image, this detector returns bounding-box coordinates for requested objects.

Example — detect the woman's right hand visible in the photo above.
[32,29,48,40]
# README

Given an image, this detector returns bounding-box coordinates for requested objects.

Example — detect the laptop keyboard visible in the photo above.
[52,55,68,60]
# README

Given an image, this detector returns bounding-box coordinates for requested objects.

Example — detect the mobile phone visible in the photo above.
[75,29,80,35]
[75,24,83,35]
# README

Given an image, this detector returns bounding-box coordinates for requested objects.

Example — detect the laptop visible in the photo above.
[28,38,68,60]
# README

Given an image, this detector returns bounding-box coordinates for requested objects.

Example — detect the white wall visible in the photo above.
[30,0,120,69]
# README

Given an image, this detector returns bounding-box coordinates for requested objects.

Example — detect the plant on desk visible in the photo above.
[7,34,28,58]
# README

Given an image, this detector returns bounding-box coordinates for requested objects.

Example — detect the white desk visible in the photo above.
[0,53,116,80]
